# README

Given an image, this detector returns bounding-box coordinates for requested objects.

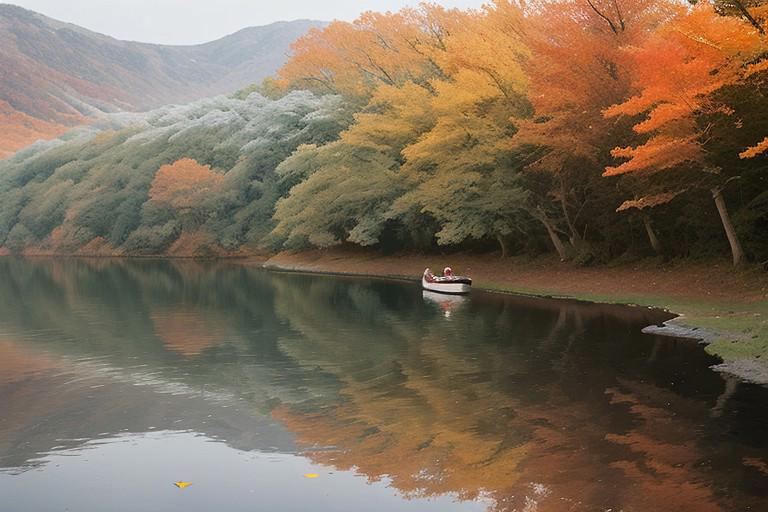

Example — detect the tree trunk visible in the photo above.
[537,213,568,261]
[560,179,581,247]
[641,213,662,255]
[712,187,745,266]
[496,234,508,259]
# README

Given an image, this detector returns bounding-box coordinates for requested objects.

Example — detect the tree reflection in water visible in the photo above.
[0,258,765,511]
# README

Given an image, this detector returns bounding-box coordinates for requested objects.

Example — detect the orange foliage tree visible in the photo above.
[603,2,767,265]
[512,0,675,258]
[148,158,223,228]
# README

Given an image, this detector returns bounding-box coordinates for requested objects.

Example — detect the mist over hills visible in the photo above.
[0,3,323,157]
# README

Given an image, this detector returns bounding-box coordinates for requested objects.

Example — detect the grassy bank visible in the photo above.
[261,249,768,385]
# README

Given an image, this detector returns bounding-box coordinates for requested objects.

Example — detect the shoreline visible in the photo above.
[259,249,768,385]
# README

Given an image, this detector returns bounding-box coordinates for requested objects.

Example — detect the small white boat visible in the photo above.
[422,267,472,295]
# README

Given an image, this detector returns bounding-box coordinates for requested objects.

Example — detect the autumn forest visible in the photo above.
[1,0,767,266]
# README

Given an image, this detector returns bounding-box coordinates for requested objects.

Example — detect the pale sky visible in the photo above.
[7,0,487,45]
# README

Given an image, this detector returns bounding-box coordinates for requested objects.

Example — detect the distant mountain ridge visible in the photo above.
[0,3,323,157]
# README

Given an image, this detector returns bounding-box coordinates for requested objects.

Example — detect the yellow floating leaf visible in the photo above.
[303,473,319,479]
[174,481,192,489]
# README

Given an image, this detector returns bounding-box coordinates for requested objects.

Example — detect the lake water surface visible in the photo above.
[0,258,766,511]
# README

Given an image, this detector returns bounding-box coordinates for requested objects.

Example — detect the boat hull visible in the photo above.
[421,277,471,295]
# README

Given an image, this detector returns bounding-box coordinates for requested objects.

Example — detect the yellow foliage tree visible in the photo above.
[279,5,467,103]
[271,83,436,248]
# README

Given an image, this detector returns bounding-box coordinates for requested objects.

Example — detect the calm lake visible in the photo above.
[0,258,766,511]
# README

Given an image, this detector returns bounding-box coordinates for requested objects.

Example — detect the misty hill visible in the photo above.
[0,91,348,256]
[0,3,323,157]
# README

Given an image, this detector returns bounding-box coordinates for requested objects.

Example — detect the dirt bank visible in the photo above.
[261,249,768,385]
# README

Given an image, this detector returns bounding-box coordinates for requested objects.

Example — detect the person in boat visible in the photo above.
[424,267,457,282]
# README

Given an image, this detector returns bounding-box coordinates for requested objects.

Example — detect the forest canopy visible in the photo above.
[1,0,766,264]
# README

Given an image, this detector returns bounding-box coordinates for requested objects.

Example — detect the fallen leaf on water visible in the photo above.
[303,473,319,479]
[174,481,192,489]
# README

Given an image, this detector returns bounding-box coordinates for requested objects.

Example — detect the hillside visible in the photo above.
[0,4,323,158]
[0,91,348,257]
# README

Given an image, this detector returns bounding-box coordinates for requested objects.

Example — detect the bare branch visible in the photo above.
[586,0,618,35]
[611,0,625,32]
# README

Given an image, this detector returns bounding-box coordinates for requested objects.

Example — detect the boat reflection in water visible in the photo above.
[422,289,468,318]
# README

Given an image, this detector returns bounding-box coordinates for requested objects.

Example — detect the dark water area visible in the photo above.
[0,258,766,511]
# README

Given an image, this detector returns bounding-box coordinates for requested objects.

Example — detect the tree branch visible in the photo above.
[731,0,765,35]
[586,0,618,35]
[612,0,625,32]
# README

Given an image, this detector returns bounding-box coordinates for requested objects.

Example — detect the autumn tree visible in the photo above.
[279,6,466,103]
[726,0,768,159]
[390,1,534,256]
[271,83,437,248]
[604,2,767,265]
[148,158,223,229]
[275,2,537,255]
[511,0,676,259]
